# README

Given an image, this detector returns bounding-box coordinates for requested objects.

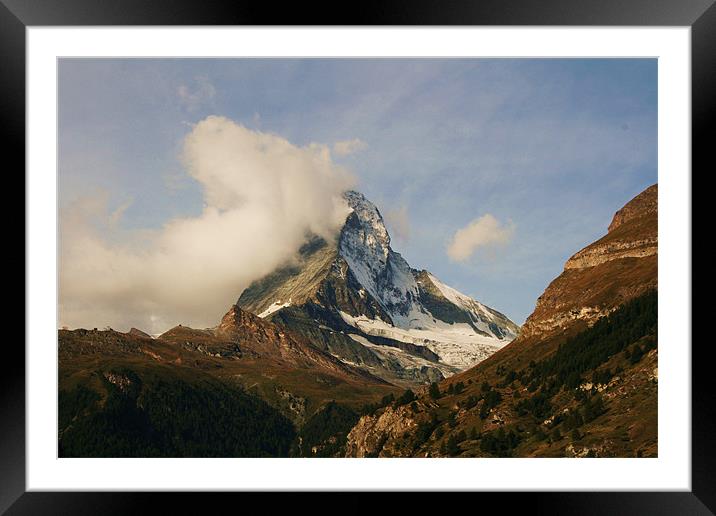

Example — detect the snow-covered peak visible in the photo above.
[240,189,519,376]
[337,190,518,346]
[427,272,496,323]
[426,272,519,340]
[339,191,420,325]
[341,191,391,260]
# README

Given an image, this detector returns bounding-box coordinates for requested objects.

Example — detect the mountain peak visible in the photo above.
[342,190,391,255]
[608,184,657,233]
[238,189,519,382]
[523,183,658,339]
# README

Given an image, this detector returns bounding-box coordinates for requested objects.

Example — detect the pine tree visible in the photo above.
[446,434,460,456]
[429,382,441,399]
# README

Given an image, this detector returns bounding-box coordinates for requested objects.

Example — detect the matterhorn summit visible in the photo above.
[238,190,519,385]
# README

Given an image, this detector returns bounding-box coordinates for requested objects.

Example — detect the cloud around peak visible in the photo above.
[60,116,355,334]
[447,214,515,262]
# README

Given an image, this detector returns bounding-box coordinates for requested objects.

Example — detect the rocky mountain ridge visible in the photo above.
[519,184,657,340]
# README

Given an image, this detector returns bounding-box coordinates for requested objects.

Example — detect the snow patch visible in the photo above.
[340,311,506,369]
[258,300,291,318]
[347,333,456,377]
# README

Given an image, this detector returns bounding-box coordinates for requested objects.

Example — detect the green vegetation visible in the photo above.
[526,290,657,394]
[415,416,440,445]
[506,293,656,451]
[296,401,359,457]
[461,395,479,409]
[360,392,396,415]
[429,382,441,399]
[58,384,100,430]
[581,394,606,423]
[59,369,295,457]
[396,389,416,406]
[431,290,658,458]
[592,368,613,386]
[498,370,517,388]
[479,427,521,457]
[479,388,502,419]
[514,391,552,420]
[444,434,460,456]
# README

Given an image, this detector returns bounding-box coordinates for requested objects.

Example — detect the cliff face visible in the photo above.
[607,184,657,233]
[345,403,421,458]
[520,184,657,340]
[565,185,657,270]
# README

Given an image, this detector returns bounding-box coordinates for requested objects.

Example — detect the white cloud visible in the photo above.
[59,116,355,334]
[333,138,367,157]
[177,76,216,111]
[447,214,515,262]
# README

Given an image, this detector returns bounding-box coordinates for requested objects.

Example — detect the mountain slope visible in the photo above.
[344,184,658,458]
[521,184,657,341]
[239,191,519,385]
[58,303,398,457]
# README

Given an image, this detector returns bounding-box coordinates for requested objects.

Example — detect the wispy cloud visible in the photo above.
[108,199,133,227]
[447,214,515,262]
[333,138,367,157]
[177,76,216,111]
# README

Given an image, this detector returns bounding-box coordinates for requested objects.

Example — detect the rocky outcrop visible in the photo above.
[345,404,420,457]
[608,184,657,233]
[102,371,133,392]
[564,237,657,269]
[520,184,657,340]
[565,186,657,270]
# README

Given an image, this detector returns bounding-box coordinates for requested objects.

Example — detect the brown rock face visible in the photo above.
[608,184,657,233]
[127,327,152,339]
[520,183,657,340]
[345,404,420,457]
[565,185,657,270]
[216,304,386,383]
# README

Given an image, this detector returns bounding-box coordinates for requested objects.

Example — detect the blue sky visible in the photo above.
[59,58,657,327]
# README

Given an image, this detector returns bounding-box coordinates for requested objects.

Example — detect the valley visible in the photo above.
[58,185,658,458]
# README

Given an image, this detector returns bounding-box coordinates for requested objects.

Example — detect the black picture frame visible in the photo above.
[3,0,709,513]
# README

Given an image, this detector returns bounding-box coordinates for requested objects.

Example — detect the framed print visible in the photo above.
[4,0,710,513]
